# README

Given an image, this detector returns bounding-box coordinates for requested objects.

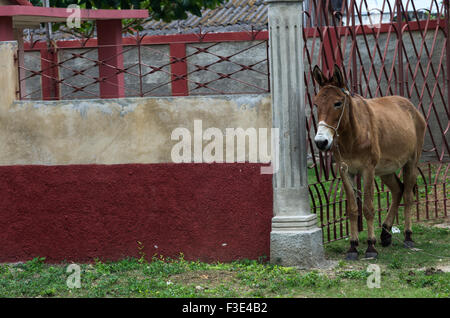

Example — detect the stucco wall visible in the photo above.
[0,40,274,263]
[0,94,271,165]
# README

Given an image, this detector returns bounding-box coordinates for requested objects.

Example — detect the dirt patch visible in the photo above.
[420,216,450,229]
[416,263,450,274]
[436,264,450,273]
[432,217,450,229]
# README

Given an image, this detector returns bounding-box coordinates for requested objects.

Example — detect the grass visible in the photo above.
[0,221,448,298]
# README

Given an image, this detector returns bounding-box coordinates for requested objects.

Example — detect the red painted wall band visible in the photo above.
[0,163,272,263]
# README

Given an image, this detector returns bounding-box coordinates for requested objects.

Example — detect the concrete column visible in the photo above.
[0,41,18,109]
[266,0,327,268]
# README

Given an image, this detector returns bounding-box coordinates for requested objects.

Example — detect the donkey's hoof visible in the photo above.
[364,252,378,259]
[380,225,392,247]
[404,240,414,249]
[381,237,391,247]
[345,252,359,261]
[365,239,378,258]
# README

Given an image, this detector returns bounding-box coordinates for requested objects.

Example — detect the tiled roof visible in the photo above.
[141,0,268,35]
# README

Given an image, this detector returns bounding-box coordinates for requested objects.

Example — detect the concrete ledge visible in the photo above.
[271,214,317,231]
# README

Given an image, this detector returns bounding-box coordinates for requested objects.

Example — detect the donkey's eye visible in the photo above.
[334,101,343,108]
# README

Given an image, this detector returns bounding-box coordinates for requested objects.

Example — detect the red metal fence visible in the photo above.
[17,0,449,243]
[304,0,449,243]
[18,30,269,100]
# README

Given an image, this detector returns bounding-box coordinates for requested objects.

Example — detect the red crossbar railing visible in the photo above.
[304,0,449,243]
[18,29,270,100]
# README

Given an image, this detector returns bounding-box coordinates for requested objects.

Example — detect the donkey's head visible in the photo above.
[312,64,349,151]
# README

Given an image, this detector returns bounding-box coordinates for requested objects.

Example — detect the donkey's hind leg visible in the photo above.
[402,161,418,248]
[362,168,378,258]
[379,173,404,247]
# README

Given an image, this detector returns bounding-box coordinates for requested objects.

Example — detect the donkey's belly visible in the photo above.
[374,157,409,176]
[343,158,366,175]
[343,156,408,176]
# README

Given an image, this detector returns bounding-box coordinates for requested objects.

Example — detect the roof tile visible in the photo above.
[141,0,268,35]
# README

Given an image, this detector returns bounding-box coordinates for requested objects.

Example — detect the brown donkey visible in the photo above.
[312,65,426,260]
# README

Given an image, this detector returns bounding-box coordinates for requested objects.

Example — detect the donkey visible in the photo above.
[312,64,426,260]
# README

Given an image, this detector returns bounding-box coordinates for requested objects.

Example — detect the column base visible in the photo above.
[270,227,329,268]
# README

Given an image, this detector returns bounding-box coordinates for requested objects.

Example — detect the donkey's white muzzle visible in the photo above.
[314,121,334,151]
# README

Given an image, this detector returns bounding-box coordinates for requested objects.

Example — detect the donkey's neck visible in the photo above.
[335,95,372,155]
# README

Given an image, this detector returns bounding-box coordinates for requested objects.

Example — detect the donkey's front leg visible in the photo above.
[362,168,378,258]
[340,165,359,260]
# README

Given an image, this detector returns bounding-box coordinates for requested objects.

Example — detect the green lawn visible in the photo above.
[0,221,448,298]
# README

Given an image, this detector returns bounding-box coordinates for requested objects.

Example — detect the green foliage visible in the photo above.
[402,270,450,295]
[22,257,46,272]
[338,269,370,280]
[388,256,403,270]
[31,0,224,40]
[30,0,225,22]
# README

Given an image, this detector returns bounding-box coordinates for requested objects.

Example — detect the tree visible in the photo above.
[30,0,225,22]
[29,0,225,39]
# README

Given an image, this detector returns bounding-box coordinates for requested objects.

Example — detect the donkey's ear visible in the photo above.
[330,64,345,88]
[312,65,326,87]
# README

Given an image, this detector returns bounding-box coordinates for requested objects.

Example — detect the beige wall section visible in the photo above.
[0,94,271,165]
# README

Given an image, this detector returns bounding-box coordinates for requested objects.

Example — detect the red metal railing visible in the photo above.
[18,29,270,100]
[304,0,449,243]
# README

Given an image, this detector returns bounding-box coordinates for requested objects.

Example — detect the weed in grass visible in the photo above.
[388,257,403,270]
[402,270,450,295]
[137,241,146,264]
[143,254,191,278]
[22,257,46,273]
[338,270,370,280]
